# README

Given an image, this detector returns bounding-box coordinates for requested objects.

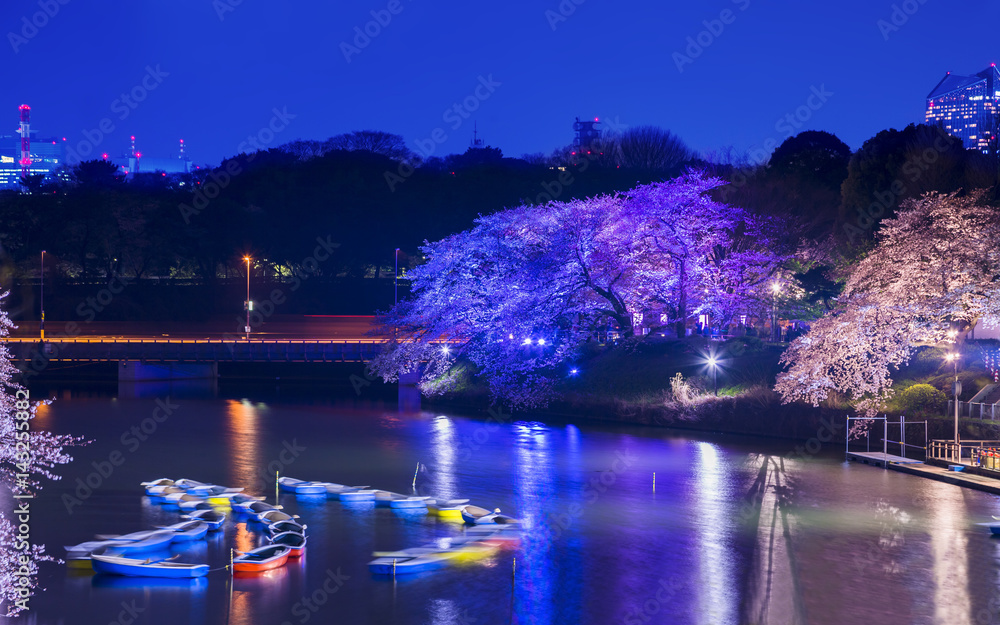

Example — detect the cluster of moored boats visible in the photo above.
[65,475,520,580]
[274,476,522,575]
[65,478,308,578]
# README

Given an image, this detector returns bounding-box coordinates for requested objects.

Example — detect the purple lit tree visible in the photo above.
[776,191,1000,415]
[370,171,786,407]
[0,291,86,616]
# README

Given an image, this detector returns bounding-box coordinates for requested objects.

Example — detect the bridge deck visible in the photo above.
[6,338,385,363]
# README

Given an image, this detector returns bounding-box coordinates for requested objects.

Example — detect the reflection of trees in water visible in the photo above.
[739,454,806,625]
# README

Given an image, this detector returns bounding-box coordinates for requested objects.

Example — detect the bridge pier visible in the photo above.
[118,360,219,382]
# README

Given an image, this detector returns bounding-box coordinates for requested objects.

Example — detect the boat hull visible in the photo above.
[92,555,209,579]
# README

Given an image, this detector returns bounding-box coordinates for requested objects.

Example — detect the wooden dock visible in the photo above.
[847,451,1000,496]
[845,451,924,467]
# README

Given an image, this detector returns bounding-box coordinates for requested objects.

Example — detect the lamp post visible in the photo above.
[243,256,251,340]
[946,351,960,460]
[394,248,400,307]
[708,357,718,396]
[40,250,45,341]
[770,282,781,343]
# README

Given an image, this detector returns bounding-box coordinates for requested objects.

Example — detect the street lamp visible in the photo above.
[244,256,252,340]
[708,357,718,396]
[40,250,46,341]
[946,352,960,460]
[770,282,781,343]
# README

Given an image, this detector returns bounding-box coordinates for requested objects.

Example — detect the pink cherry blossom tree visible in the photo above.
[0,291,86,615]
[776,191,1000,415]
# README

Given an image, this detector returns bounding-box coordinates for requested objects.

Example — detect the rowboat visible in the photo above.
[156,521,208,542]
[978,521,1000,535]
[93,529,160,542]
[173,478,209,491]
[427,498,470,520]
[65,539,132,564]
[109,531,178,555]
[178,497,211,511]
[141,478,174,494]
[91,554,209,578]
[460,506,519,525]
[374,490,431,509]
[183,509,227,530]
[162,493,205,510]
[278,477,328,495]
[234,500,282,515]
[267,531,307,557]
[322,482,377,502]
[368,550,456,575]
[147,485,186,503]
[266,519,307,536]
[256,509,299,524]
[232,545,291,573]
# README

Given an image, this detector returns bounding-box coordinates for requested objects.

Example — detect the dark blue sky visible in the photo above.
[4,0,998,166]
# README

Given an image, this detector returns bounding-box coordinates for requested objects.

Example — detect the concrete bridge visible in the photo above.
[6,337,385,382]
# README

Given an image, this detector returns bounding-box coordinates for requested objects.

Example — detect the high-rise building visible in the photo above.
[925,64,1000,153]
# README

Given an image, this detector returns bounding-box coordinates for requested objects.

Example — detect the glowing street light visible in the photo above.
[441,345,450,356]
[244,256,252,340]
[40,250,46,341]
[707,356,718,396]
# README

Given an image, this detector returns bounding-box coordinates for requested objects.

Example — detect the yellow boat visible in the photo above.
[426,498,470,520]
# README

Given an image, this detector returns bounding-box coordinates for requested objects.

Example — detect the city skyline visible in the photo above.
[4,1,999,167]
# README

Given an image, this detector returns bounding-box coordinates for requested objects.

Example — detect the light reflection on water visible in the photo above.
[14,393,1000,624]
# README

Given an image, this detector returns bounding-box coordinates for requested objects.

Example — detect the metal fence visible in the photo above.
[948,401,999,421]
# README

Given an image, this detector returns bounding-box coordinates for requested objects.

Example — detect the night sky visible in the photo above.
[4,0,998,166]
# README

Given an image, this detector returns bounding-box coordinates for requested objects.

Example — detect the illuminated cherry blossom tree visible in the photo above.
[0,291,85,616]
[371,171,786,407]
[776,191,1000,415]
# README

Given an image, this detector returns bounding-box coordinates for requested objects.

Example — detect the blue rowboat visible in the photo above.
[183,509,226,531]
[278,477,327,495]
[141,478,174,495]
[373,490,430,509]
[91,553,209,578]
[108,531,177,555]
[266,519,307,536]
[323,482,377,502]
[157,521,209,542]
[234,500,282,515]
[256,509,299,524]
[267,531,307,558]
[368,550,455,575]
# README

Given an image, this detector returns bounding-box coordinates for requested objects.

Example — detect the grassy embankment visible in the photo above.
[429,337,1000,443]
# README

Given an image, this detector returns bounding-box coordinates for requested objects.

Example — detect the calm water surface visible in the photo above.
[11,387,1000,625]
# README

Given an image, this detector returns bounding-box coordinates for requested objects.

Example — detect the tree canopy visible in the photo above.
[370,171,788,407]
